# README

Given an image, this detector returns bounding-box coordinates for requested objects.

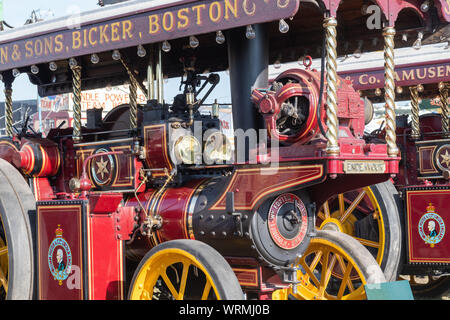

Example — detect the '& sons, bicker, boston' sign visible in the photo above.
[0,0,299,72]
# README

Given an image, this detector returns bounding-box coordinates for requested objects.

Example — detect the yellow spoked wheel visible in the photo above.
[272,230,386,300]
[316,181,401,282]
[0,223,8,299]
[128,239,244,300]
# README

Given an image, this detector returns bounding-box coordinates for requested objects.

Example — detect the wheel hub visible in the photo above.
[319,217,343,232]
[319,210,357,235]
[267,193,309,250]
[281,209,302,234]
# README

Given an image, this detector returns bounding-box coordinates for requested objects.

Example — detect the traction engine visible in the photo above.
[0,0,414,300]
[0,61,390,300]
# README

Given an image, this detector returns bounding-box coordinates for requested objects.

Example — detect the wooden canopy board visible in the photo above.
[341,57,450,102]
[0,0,448,97]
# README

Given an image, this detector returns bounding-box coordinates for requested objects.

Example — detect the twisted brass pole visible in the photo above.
[119,57,140,130]
[71,65,82,142]
[323,17,340,156]
[129,73,138,130]
[439,82,449,137]
[4,86,13,137]
[383,27,399,157]
[409,86,420,140]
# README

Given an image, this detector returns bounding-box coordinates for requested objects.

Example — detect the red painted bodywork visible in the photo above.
[6,0,443,300]
[322,0,427,25]
[0,139,19,163]
[209,165,325,211]
[390,113,450,265]
[143,124,174,177]
[395,114,447,188]
[19,64,400,298]
[405,189,450,264]
[37,202,85,300]
[86,211,124,300]
[13,138,61,177]
[37,200,125,300]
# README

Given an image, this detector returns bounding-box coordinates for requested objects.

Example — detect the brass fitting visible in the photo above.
[323,17,340,156]
[409,85,421,140]
[383,27,399,157]
[71,64,82,142]
[439,82,449,137]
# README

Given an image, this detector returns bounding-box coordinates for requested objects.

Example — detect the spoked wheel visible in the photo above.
[0,158,36,300]
[0,230,8,298]
[316,181,402,281]
[128,239,244,300]
[272,230,386,300]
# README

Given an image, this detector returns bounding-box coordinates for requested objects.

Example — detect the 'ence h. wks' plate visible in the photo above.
[343,160,386,174]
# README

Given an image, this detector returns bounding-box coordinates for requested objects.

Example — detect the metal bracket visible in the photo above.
[281,254,303,294]
[226,191,243,237]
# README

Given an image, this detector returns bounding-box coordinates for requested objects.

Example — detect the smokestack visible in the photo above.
[228,24,268,132]
[227,24,268,161]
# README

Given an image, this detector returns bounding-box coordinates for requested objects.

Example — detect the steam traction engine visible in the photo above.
[302,1,450,298]
[0,0,415,300]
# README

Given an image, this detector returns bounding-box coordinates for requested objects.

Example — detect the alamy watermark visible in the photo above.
[168,120,280,175]
[364,4,383,30]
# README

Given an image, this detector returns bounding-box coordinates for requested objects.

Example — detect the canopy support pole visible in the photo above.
[3,81,13,138]
[323,16,340,156]
[383,27,399,157]
[128,72,138,131]
[71,64,82,142]
[409,85,422,140]
[439,82,449,137]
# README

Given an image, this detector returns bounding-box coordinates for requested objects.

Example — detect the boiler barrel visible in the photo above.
[124,177,256,261]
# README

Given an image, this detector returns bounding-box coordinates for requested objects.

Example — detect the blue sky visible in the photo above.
[0,0,99,101]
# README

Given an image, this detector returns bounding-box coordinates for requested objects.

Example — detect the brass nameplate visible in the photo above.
[343,160,386,174]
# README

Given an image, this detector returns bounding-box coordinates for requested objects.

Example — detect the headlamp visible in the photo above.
[203,131,233,164]
[173,135,202,165]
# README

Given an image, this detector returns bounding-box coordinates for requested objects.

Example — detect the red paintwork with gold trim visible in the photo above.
[210,165,324,211]
[395,114,448,188]
[0,139,19,163]
[9,137,61,178]
[86,210,124,300]
[143,124,174,177]
[37,200,125,300]
[388,113,450,267]
[71,139,143,194]
[252,79,320,145]
[125,179,206,251]
[405,189,450,264]
[123,163,327,263]
[3,0,438,300]
[37,203,84,300]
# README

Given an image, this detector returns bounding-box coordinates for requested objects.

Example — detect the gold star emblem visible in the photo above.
[96,156,109,179]
[440,150,450,168]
